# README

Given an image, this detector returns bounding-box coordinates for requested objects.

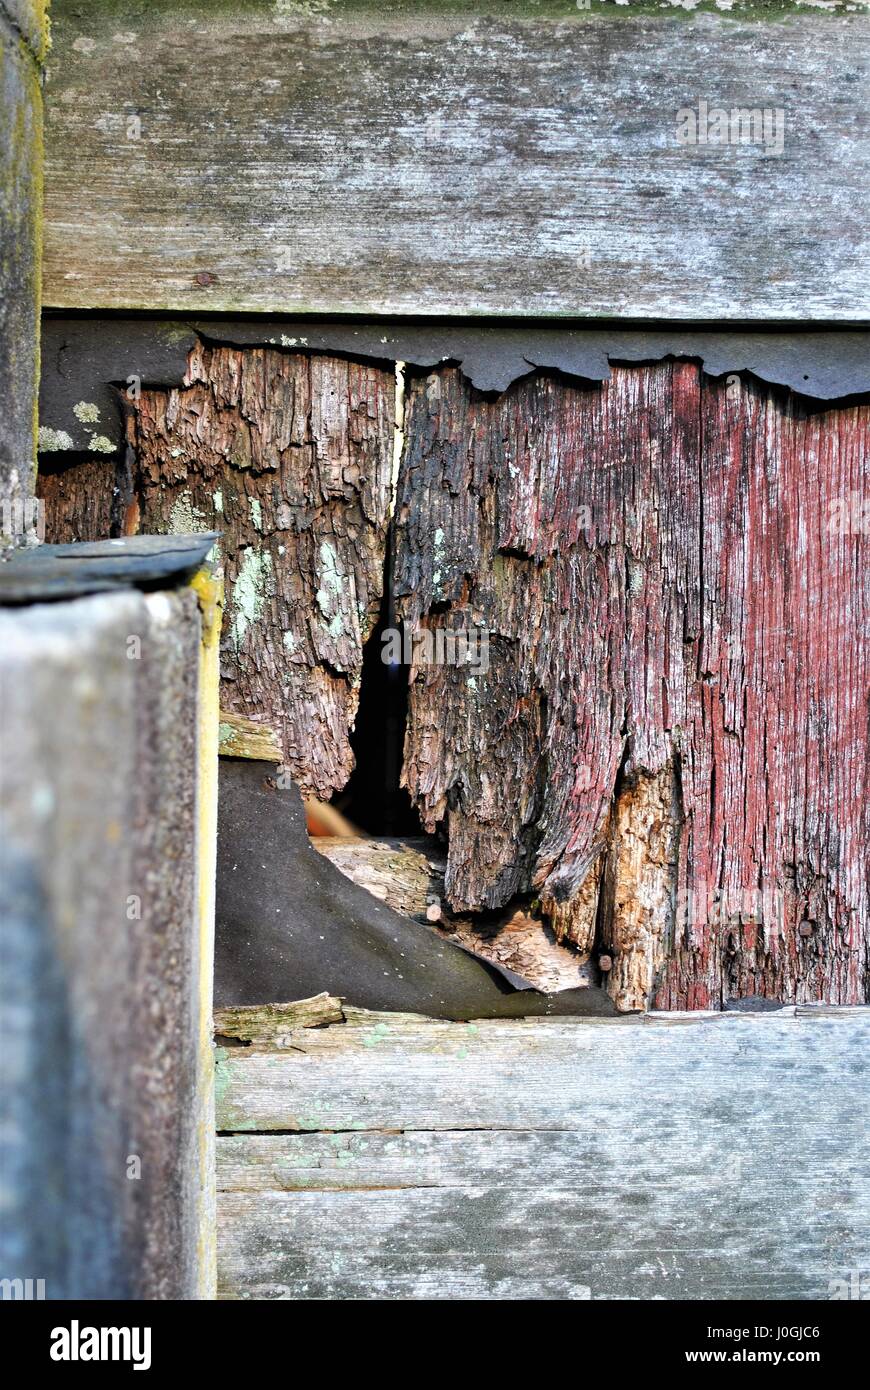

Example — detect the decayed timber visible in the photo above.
[315,836,594,994]
[394,364,869,1010]
[215,993,344,1045]
[41,346,869,1010]
[36,458,117,543]
[217,710,282,764]
[215,1003,870,1300]
[131,343,395,799]
[42,2,870,321]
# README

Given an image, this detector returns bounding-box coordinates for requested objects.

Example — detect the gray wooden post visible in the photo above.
[0,563,220,1299]
[0,0,47,547]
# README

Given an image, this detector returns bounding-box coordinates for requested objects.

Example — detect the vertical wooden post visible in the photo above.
[0,0,47,545]
[191,569,223,1299]
[0,562,220,1299]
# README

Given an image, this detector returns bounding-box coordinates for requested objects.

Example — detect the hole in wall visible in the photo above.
[329,554,425,838]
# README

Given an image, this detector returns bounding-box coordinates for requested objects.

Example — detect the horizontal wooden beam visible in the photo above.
[216,1002,870,1299]
[42,2,869,320]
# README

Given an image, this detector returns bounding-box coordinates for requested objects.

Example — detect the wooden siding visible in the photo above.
[215,1001,870,1300]
[41,2,870,320]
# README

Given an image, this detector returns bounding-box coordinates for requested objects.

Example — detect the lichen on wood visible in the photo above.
[131,343,395,799]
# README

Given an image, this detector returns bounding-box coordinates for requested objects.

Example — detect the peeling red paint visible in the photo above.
[394,364,868,1007]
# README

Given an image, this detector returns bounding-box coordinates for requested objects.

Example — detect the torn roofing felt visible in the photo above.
[215,759,617,1019]
[38,317,870,456]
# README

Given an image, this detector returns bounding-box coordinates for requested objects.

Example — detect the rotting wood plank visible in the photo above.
[314,836,595,993]
[36,458,116,543]
[42,3,870,321]
[38,349,869,1010]
[215,993,344,1045]
[131,344,395,799]
[215,1004,870,1301]
[393,363,869,1010]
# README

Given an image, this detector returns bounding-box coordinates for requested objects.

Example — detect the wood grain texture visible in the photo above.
[42,2,870,320]
[0,587,206,1298]
[36,458,116,543]
[0,7,43,540]
[215,1004,870,1300]
[132,344,395,799]
[394,364,869,1009]
[45,346,869,1009]
[215,993,344,1044]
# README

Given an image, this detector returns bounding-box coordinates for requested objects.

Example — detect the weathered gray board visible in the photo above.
[42,2,870,321]
[216,1005,870,1300]
[0,583,212,1299]
[0,1,47,541]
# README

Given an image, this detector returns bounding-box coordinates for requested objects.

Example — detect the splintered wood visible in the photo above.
[41,344,868,1010]
[132,345,394,799]
[393,364,869,1010]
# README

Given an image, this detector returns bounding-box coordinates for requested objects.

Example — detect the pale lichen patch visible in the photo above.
[87,434,116,455]
[230,548,273,651]
[37,426,74,451]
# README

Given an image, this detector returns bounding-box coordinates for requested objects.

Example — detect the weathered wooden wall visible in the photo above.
[132,344,395,801]
[393,363,870,1011]
[0,564,218,1299]
[41,1,870,321]
[0,0,47,544]
[215,999,870,1301]
[37,348,869,1014]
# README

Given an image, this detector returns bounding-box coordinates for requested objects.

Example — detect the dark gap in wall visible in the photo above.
[331,552,425,838]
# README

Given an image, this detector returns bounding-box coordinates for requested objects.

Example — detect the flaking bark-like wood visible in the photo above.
[394,364,869,1009]
[131,344,394,799]
[38,342,868,1010]
[214,994,344,1045]
[36,458,116,543]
